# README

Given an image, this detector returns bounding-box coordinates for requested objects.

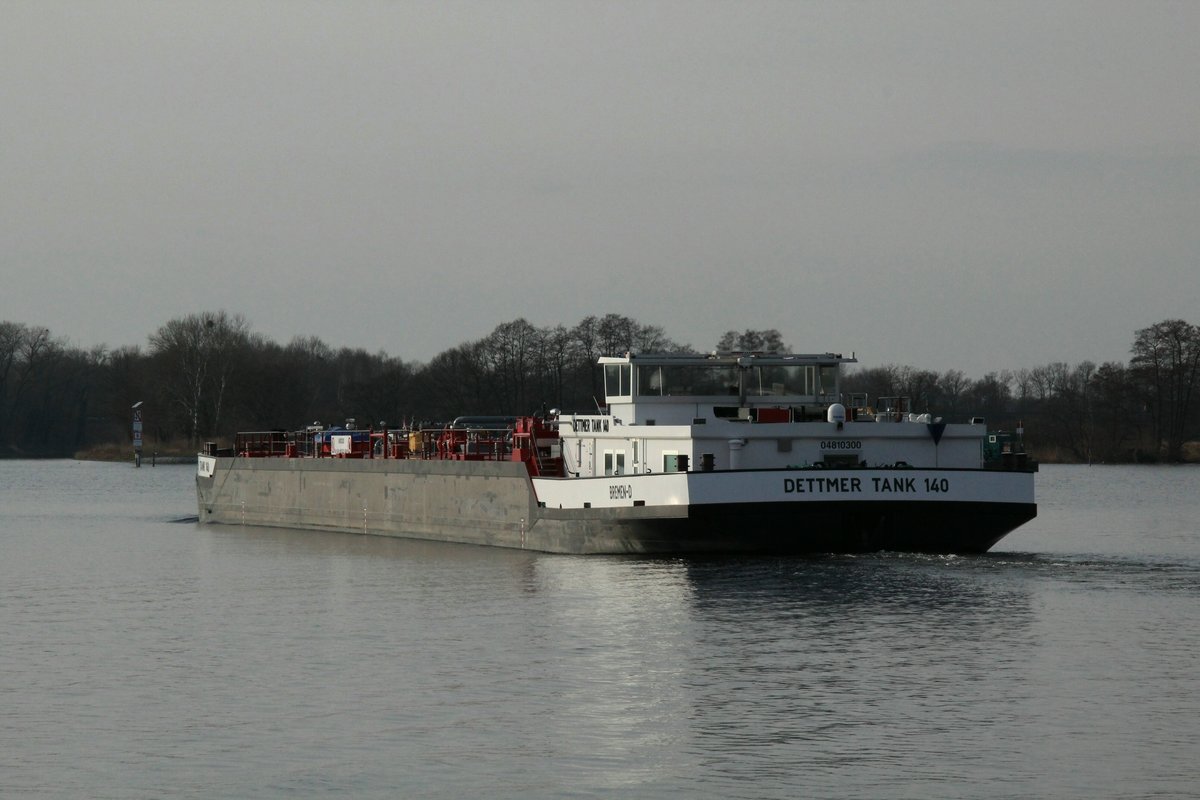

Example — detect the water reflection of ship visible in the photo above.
[683,554,1036,619]
[520,553,1039,792]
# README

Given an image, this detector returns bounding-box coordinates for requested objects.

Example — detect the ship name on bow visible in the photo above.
[783,476,953,495]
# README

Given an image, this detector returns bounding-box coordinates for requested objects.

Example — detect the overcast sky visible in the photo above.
[4,0,1197,375]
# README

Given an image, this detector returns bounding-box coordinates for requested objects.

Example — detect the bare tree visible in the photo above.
[937,369,970,420]
[538,324,573,409]
[1090,361,1148,461]
[716,328,788,353]
[968,371,1015,424]
[1130,319,1200,461]
[0,323,55,446]
[483,318,541,412]
[843,364,903,402]
[148,311,250,445]
[596,313,641,356]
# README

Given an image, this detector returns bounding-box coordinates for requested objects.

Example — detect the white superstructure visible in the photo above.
[555,351,986,479]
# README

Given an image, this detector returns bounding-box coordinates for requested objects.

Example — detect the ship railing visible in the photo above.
[369,430,411,459]
[436,425,514,461]
[231,422,561,464]
[873,396,912,423]
[407,428,440,459]
[235,431,293,458]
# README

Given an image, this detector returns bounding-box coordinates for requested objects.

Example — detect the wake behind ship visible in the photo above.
[197,351,1036,554]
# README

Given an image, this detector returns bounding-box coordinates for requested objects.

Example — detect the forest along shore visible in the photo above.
[3,315,1198,464]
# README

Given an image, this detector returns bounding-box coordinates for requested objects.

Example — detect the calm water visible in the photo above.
[2,461,1198,799]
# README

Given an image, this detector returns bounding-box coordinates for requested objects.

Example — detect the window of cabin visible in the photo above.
[604,364,632,398]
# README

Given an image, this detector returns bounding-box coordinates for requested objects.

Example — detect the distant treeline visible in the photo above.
[2,314,1198,462]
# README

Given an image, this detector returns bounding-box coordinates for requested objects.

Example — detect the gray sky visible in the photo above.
[4,0,1198,376]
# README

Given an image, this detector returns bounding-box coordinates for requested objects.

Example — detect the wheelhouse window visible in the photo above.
[604,364,632,398]
[612,355,849,402]
[747,365,815,397]
[635,364,738,396]
[637,363,818,399]
[818,365,839,399]
[638,365,664,396]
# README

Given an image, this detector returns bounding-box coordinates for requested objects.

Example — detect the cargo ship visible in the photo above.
[196,351,1036,554]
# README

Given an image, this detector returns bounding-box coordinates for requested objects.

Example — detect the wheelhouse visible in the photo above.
[600,351,856,425]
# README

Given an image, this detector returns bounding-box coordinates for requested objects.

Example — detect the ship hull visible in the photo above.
[197,456,1035,555]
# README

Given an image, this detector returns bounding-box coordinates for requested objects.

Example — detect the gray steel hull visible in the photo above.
[197,457,1035,554]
